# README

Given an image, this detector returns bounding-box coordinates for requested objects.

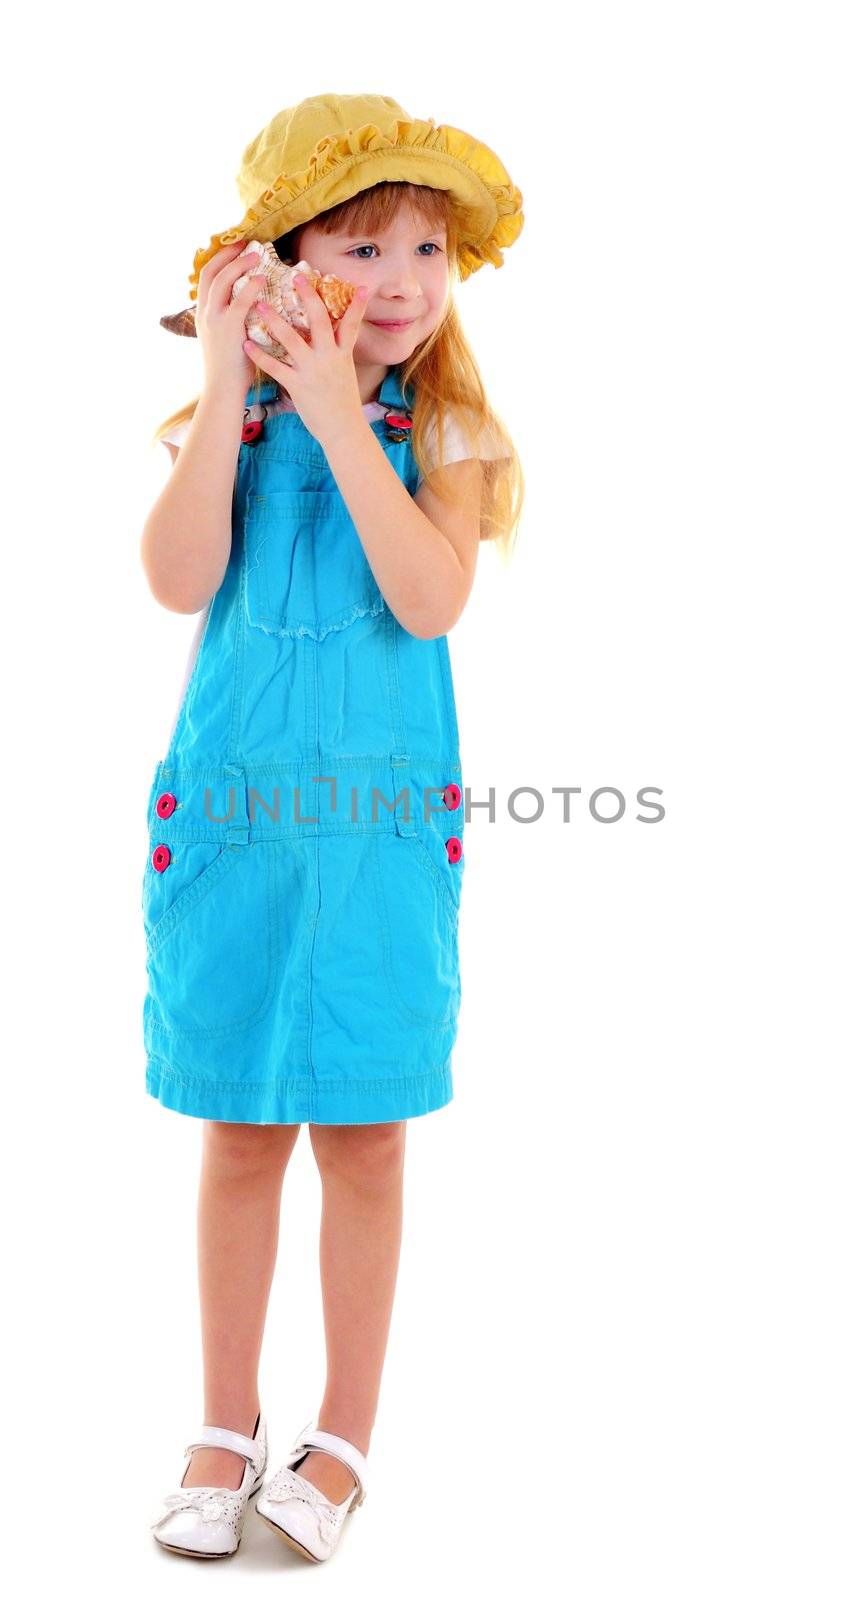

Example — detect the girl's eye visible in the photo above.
[346,242,442,259]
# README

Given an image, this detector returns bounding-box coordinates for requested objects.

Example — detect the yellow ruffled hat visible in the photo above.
[161,91,523,333]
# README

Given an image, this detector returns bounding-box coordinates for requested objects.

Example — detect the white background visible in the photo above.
[4,3,859,1594]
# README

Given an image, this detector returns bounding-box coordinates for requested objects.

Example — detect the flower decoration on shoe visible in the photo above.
[264,1465,346,1547]
[152,1487,244,1530]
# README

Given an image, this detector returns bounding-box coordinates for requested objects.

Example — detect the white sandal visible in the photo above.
[151,1414,268,1558]
[255,1418,368,1563]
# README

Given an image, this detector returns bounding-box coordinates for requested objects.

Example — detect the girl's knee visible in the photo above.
[202,1119,301,1176]
[308,1120,406,1184]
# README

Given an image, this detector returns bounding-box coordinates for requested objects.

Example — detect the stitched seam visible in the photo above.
[146,1056,452,1092]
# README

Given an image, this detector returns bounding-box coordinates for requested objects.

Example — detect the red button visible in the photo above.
[443,782,462,811]
[152,844,172,873]
[241,419,264,444]
[156,791,177,819]
[445,837,463,864]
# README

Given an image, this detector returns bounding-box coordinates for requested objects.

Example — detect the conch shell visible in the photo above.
[159,241,356,358]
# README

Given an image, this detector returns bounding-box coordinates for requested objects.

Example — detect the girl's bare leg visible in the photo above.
[300,1120,407,1503]
[180,1120,302,1490]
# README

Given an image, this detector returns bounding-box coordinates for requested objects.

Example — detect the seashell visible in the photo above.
[159,306,198,337]
[231,242,357,360]
[159,242,356,353]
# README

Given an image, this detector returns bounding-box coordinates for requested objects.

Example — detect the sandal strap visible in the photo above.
[185,1424,266,1477]
[289,1422,368,1504]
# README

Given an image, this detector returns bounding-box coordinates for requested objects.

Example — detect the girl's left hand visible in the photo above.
[244,277,371,446]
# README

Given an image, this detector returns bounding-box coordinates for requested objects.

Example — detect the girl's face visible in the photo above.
[293,202,451,362]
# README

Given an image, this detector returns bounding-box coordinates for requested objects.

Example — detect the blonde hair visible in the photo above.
[153,181,524,562]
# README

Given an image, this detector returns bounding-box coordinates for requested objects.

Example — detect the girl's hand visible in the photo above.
[243,276,372,446]
[195,243,270,395]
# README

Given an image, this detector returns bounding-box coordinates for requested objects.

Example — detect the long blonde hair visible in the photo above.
[153,181,524,562]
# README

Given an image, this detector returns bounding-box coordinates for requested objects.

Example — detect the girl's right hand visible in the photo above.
[194,243,268,394]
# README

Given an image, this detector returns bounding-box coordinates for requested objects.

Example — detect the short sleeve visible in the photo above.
[418,411,510,472]
[161,418,192,450]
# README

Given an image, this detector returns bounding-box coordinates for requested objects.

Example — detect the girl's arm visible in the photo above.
[140,383,248,613]
[322,419,482,638]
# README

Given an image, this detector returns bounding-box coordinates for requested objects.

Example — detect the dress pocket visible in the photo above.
[243,488,384,641]
[143,842,241,954]
[373,832,462,1030]
[143,841,279,1037]
[411,827,465,922]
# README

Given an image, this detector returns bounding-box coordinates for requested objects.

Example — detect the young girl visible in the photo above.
[142,92,524,1563]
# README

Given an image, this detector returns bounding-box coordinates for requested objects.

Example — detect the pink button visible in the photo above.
[156,791,177,819]
[151,844,172,873]
[443,782,462,811]
[445,837,463,864]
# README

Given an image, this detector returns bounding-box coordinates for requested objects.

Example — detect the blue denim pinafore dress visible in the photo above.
[142,367,465,1124]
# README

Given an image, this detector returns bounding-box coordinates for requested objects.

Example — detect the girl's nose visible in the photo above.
[379,264,422,298]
